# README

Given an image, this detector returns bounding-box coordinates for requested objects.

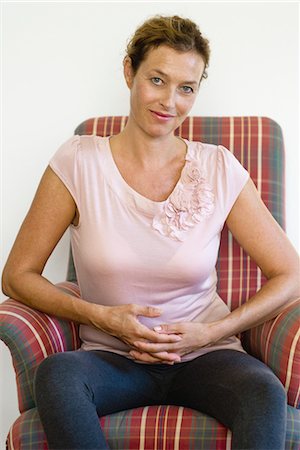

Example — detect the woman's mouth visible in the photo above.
[150,110,176,121]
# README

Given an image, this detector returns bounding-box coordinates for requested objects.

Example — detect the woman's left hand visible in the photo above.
[129,321,218,363]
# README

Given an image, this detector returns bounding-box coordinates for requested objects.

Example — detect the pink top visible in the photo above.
[49,135,250,361]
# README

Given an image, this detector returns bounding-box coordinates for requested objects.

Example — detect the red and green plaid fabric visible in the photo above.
[1,117,299,449]
[6,404,300,450]
[243,300,300,409]
[0,282,81,413]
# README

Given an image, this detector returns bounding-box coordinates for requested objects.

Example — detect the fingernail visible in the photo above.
[154,326,162,332]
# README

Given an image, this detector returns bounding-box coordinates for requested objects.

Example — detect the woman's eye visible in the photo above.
[181,85,194,94]
[151,77,163,85]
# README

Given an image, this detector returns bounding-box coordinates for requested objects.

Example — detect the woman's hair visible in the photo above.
[126,15,210,79]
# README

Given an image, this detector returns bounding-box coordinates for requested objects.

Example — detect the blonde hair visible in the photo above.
[126,15,210,79]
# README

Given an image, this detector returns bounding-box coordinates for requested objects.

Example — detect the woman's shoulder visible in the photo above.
[185,139,249,186]
[185,139,228,162]
[186,139,243,167]
[53,134,109,159]
[75,134,108,151]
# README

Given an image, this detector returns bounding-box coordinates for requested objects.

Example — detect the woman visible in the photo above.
[2,15,299,450]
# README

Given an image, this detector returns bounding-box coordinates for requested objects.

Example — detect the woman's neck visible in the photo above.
[110,121,186,170]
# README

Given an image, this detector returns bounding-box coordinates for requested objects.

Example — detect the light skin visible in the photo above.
[2,45,299,366]
[109,46,205,203]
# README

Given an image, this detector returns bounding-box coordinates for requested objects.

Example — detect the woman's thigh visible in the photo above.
[35,350,167,417]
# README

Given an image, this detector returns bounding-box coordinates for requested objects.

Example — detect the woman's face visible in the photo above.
[124,45,206,139]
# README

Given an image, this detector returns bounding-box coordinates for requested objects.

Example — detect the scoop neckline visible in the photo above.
[102,135,191,207]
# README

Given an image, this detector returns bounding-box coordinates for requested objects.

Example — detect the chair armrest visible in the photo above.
[0,281,81,413]
[242,299,300,408]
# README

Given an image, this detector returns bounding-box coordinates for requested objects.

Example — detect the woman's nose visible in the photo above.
[160,87,176,111]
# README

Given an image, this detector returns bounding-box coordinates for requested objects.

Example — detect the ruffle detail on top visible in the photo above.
[152,154,215,241]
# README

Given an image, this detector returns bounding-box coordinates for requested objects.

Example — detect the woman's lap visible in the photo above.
[34,348,287,449]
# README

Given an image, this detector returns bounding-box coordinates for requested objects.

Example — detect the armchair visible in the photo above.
[1,116,299,449]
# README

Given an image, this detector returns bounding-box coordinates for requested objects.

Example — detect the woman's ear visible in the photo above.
[123,56,134,88]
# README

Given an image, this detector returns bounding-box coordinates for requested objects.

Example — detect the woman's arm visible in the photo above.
[2,167,181,361]
[131,179,300,361]
[210,178,300,339]
[2,166,96,323]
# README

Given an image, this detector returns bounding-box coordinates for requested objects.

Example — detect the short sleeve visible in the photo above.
[216,145,250,218]
[49,135,81,211]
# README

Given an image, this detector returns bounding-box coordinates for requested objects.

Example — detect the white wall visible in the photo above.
[1,2,299,448]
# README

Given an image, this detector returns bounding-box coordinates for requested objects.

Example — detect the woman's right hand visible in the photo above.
[90,303,182,364]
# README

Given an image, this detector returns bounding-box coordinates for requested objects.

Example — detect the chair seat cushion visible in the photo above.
[7,404,300,450]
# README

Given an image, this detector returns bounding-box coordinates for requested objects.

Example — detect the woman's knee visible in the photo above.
[252,370,286,411]
[34,351,86,401]
[215,351,287,417]
[236,359,287,421]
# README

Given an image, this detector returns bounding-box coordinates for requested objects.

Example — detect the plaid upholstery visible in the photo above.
[243,300,300,408]
[0,283,81,413]
[1,117,299,449]
[6,405,300,450]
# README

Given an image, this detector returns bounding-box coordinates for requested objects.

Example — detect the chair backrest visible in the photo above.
[71,116,285,312]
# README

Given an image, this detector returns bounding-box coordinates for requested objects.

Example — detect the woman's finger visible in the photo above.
[135,325,182,344]
[133,340,180,353]
[130,350,180,364]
